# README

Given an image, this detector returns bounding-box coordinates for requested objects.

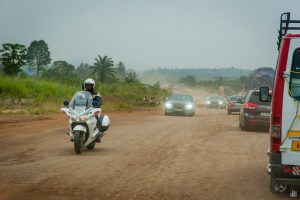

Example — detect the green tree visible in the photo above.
[116,61,126,82]
[179,75,197,86]
[125,71,139,83]
[42,60,77,83]
[216,76,224,87]
[75,63,93,81]
[52,60,75,78]
[239,76,248,85]
[26,40,51,77]
[0,43,27,80]
[152,81,161,95]
[106,73,118,83]
[91,55,116,83]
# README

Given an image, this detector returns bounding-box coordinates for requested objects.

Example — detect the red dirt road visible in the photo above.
[0,108,290,200]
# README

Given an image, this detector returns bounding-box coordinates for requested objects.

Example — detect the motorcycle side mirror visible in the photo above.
[92,101,98,107]
[63,100,69,106]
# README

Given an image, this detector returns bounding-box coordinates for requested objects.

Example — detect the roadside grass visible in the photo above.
[0,75,170,116]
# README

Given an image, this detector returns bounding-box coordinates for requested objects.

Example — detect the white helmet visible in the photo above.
[84,78,95,90]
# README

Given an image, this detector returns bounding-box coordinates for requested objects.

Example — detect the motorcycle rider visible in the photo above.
[83,78,106,142]
[83,78,102,107]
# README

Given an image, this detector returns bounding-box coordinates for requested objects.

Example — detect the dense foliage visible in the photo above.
[0,43,27,79]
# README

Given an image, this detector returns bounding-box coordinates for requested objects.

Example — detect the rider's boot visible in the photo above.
[95,115,103,143]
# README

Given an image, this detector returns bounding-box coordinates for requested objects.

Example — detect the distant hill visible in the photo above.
[140,67,252,84]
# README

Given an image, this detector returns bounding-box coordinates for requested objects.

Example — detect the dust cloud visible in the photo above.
[171,86,217,106]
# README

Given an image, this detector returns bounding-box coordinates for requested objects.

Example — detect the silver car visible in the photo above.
[164,94,196,117]
[205,96,226,109]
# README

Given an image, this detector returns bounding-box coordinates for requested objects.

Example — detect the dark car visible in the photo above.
[164,94,196,116]
[239,90,271,131]
[205,96,226,109]
[226,95,244,114]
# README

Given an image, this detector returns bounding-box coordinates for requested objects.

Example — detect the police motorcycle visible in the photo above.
[61,91,110,154]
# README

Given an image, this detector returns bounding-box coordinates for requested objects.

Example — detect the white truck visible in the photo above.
[260,12,300,194]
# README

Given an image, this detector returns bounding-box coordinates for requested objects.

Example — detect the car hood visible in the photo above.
[208,100,224,102]
[166,100,193,104]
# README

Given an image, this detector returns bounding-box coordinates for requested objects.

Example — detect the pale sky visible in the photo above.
[0,0,300,70]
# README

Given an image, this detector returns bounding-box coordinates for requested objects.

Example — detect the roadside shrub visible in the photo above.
[0,75,170,115]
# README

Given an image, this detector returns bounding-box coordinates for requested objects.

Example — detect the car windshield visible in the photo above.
[230,96,243,102]
[69,91,93,110]
[249,93,270,105]
[208,96,224,101]
[169,94,192,102]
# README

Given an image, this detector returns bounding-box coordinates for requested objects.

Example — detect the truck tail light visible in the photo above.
[270,123,281,153]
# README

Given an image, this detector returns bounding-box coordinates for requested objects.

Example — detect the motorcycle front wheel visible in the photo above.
[74,131,84,154]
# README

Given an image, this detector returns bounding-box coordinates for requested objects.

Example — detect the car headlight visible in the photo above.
[185,104,193,109]
[206,101,211,104]
[165,103,173,109]
[218,101,224,104]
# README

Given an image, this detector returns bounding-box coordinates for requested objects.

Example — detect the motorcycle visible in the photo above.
[61,91,110,154]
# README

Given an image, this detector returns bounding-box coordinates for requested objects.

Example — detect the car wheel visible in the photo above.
[240,116,249,131]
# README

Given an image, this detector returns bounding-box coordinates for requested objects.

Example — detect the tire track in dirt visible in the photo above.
[0,108,291,200]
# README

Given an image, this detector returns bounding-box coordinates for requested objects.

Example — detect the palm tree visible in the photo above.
[116,61,126,82]
[91,55,116,83]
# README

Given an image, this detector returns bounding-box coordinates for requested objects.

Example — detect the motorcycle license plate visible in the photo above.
[291,141,300,151]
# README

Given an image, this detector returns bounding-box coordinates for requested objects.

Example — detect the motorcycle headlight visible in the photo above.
[165,103,173,109]
[185,104,193,109]
[71,114,79,121]
[79,114,88,121]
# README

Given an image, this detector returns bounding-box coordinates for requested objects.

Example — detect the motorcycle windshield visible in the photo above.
[69,91,93,113]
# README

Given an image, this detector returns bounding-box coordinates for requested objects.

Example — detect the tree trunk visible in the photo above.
[11,69,15,80]
[36,64,40,78]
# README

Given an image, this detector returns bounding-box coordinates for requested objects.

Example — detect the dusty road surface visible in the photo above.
[0,108,290,200]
